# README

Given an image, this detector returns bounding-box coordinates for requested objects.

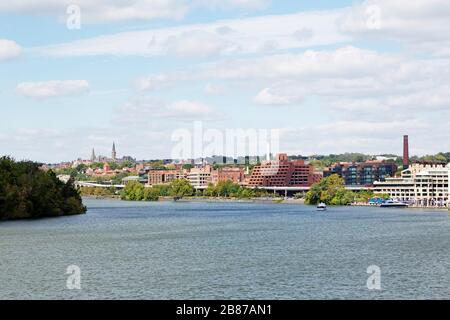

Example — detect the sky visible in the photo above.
[1,0,450,163]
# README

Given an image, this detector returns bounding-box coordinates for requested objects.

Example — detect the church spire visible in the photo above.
[112,142,117,161]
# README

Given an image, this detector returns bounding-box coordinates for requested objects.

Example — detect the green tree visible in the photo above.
[182,164,194,170]
[153,184,170,197]
[204,183,216,197]
[169,179,194,199]
[143,188,160,201]
[0,157,86,220]
[121,181,145,201]
[305,174,355,206]
[90,162,104,170]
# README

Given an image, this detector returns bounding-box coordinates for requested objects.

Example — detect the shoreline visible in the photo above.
[82,195,305,205]
[350,203,449,211]
[82,195,449,210]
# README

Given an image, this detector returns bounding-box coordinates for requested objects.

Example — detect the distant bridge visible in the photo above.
[75,181,125,189]
[251,185,373,196]
[75,182,373,193]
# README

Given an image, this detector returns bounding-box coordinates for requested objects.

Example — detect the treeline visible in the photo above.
[203,181,274,198]
[121,179,275,202]
[0,157,86,220]
[121,179,194,201]
[305,174,389,206]
[80,186,118,197]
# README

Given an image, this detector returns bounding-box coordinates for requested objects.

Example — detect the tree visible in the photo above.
[305,174,355,205]
[0,156,86,220]
[169,179,194,199]
[182,164,194,170]
[152,184,170,197]
[90,162,104,170]
[121,181,145,201]
[143,188,160,201]
[204,183,216,197]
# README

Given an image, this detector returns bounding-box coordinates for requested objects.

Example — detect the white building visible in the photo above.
[187,165,213,188]
[374,163,450,207]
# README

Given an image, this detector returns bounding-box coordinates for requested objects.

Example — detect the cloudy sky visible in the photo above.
[1,0,450,163]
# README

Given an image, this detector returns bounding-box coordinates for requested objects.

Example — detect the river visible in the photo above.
[0,198,448,299]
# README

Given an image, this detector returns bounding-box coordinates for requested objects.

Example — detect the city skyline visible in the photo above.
[2,0,450,163]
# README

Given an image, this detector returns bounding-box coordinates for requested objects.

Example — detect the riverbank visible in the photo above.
[82,195,306,205]
[350,202,449,210]
[165,197,305,205]
[81,195,450,210]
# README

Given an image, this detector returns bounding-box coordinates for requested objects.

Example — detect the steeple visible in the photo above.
[91,148,96,162]
[112,142,117,161]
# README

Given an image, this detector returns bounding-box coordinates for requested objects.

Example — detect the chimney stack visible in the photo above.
[403,135,409,169]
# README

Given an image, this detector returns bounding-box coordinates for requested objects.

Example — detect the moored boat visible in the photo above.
[317,203,327,211]
[380,199,408,208]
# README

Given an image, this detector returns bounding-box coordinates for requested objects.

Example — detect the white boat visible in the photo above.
[317,203,327,211]
[380,199,408,208]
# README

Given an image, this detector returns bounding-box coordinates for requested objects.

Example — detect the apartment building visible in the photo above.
[324,160,397,186]
[374,163,450,207]
[247,153,314,187]
[211,167,245,185]
[148,170,186,185]
[187,165,213,188]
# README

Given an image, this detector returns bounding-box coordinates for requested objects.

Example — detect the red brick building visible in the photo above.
[211,167,245,185]
[247,153,315,187]
[148,170,186,185]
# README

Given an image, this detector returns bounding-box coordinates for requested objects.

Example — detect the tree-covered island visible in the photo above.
[0,157,86,221]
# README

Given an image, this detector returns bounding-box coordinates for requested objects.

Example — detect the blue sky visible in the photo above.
[1,0,450,163]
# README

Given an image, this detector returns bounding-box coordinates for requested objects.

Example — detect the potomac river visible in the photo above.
[0,198,449,299]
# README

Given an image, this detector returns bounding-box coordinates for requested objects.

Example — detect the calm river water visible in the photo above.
[0,198,449,299]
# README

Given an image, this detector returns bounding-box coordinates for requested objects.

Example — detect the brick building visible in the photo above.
[247,153,315,187]
[211,167,245,185]
[148,170,186,185]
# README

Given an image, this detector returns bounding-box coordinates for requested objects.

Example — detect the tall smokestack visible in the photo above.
[403,135,409,169]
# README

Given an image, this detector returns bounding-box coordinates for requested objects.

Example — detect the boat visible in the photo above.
[380,199,408,208]
[317,203,327,211]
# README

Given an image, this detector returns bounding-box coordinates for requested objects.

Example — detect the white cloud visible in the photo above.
[278,119,437,156]
[337,0,450,55]
[16,80,89,99]
[137,46,400,89]
[135,74,176,91]
[253,88,293,105]
[167,100,217,116]
[194,0,270,10]
[164,29,237,57]
[207,46,399,80]
[0,0,271,24]
[0,1,188,23]
[36,10,349,57]
[204,83,225,95]
[116,97,224,123]
[0,39,22,61]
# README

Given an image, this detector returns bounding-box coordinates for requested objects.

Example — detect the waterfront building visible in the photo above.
[211,167,245,185]
[187,165,213,188]
[374,163,450,207]
[323,160,397,186]
[148,170,186,185]
[247,153,314,187]
[312,172,323,184]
